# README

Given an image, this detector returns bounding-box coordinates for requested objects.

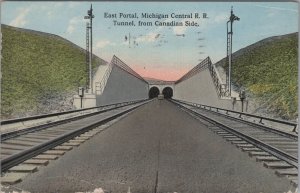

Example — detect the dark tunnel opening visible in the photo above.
[149,87,160,99]
[162,87,173,99]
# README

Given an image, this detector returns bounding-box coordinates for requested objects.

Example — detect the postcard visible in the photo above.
[0,1,298,193]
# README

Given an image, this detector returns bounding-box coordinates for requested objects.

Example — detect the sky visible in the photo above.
[1,1,298,81]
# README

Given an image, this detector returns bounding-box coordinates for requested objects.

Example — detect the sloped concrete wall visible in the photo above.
[96,65,149,105]
[173,68,245,111]
[93,63,109,95]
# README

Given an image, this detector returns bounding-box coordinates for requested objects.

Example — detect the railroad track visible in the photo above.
[1,99,150,175]
[1,100,145,141]
[170,99,298,186]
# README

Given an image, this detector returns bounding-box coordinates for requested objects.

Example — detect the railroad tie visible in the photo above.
[255,156,280,162]
[236,144,253,148]
[34,154,58,160]
[275,168,298,177]
[43,150,66,156]
[248,151,270,157]
[1,173,29,185]
[263,162,294,169]
[53,146,73,151]
[69,139,86,143]
[242,147,261,152]
[8,165,38,173]
[62,142,81,146]
[231,141,248,144]
[23,159,49,166]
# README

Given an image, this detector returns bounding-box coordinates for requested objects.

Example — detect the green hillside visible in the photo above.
[1,25,105,118]
[216,33,298,120]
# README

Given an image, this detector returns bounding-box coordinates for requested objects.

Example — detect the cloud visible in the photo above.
[47,10,55,19]
[37,3,65,20]
[136,32,159,43]
[67,17,84,34]
[267,9,279,17]
[195,12,229,31]
[9,7,31,27]
[173,24,186,35]
[171,12,228,35]
[68,2,80,8]
[8,3,64,26]
[173,17,201,35]
[95,40,116,49]
[213,13,228,23]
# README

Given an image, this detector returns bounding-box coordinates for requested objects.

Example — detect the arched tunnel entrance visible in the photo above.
[149,87,160,99]
[162,87,173,99]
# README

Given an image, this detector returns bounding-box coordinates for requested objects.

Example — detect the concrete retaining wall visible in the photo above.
[96,65,149,105]
[173,68,250,112]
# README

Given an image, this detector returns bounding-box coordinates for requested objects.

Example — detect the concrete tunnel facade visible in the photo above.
[148,86,174,99]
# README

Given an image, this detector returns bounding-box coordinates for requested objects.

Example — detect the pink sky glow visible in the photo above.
[134,66,190,81]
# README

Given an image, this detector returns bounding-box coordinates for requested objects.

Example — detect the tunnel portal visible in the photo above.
[149,87,160,99]
[162,87,173,99]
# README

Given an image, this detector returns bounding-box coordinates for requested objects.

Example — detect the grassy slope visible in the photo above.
[216,33,298,119]
[1,25,105,118]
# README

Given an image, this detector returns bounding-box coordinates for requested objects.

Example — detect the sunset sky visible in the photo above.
[2,1,298,81]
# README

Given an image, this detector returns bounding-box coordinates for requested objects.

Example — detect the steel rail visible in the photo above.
[173,99,298,130]
[1,100,143,125]
[1,100,149,172]
[1,99,148,141]
[172,99,298,140]
[170,100,298,168]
